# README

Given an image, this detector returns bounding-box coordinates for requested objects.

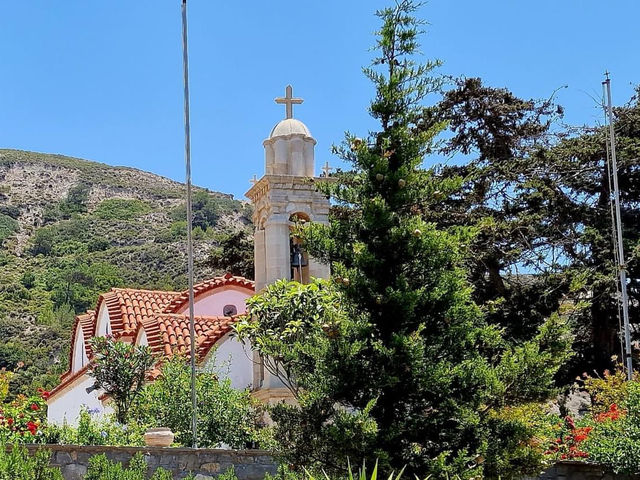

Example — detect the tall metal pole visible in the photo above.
[181,0,198,446]
[603,74,633,380]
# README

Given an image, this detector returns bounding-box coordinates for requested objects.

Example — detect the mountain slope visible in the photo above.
[0,149,252,395]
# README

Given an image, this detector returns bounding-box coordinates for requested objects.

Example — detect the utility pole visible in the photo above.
[603,73,633,380]
[181,0,198,446]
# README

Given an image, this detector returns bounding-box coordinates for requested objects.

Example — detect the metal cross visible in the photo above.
[250,174,258,185]
[321,161,333,177]
[275,85,303,119]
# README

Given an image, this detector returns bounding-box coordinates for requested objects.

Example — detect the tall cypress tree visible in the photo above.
[238,2,572,477]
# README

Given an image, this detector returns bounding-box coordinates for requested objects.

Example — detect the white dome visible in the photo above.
[269,118,312,139]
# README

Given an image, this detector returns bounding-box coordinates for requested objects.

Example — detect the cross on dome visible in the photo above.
[275,85,303,119]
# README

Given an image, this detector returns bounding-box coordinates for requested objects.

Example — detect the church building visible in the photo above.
[46,86,331,424]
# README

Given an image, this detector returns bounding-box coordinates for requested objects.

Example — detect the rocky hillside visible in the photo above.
[0,149,252,395]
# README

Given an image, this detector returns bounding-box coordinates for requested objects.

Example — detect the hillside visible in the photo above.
[0,149,252,395]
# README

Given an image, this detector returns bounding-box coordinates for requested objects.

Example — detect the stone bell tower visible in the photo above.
[246,85,331,292]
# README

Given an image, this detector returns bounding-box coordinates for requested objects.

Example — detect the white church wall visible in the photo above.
[47,375,112,425]
[95,303,111,337]
[203,334,253,390]
[72,325,88,374]
[178,286,250,317]
[136,328,148,347]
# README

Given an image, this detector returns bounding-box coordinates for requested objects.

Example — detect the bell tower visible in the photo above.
[246,85,331,292]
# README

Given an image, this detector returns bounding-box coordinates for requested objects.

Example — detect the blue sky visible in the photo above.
[1,1,638,200]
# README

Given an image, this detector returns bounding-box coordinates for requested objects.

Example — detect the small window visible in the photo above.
[223,304,237,316]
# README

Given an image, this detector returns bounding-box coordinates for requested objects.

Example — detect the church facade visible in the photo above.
[46,86,330,424]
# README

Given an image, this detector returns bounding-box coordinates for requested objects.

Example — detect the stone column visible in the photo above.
[264,217,291,286]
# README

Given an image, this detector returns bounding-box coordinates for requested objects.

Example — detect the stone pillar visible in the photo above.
[254,229,267,292]
[290,138,305,176]
[264,218,290,286]
[304,140,315,177]
[273,139,288,175]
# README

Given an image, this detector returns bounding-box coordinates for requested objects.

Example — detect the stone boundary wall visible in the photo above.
[18,446,640,480]
[24,444,277,480]
[528,461,640,480]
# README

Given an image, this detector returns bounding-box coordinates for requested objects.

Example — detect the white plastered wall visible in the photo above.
[94,303,111,337]
[47,374,113,425]
[177,286,251,316]
[72,324,89,373]
[202,333,254,390]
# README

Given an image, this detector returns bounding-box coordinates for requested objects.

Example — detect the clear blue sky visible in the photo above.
[1,1,638,200]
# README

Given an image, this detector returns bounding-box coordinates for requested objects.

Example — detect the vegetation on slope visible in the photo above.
[0,149,252,396]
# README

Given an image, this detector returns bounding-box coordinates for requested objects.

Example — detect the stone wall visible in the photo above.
[19,446,640,480]
[528,461,640,480]
[24,444,277,480]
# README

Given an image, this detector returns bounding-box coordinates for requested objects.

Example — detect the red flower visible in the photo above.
[26,421,37,435]
[30,403,39,411]
[7,418,13,426]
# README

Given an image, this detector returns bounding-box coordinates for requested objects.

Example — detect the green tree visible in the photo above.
[131,356,261,448]
[88,336,154,424]
[237,2,572,477]
[437,80,640,374]
[59,182,90,217]
[207,229,254,279]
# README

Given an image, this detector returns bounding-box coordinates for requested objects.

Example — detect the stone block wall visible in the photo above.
[24,444,277,480]
[527,461,640,480]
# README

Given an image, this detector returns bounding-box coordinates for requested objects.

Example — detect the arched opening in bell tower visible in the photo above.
[289,213,310,284]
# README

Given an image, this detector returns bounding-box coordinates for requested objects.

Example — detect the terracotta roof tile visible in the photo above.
[139,314,238,362]
[95,288,182,337]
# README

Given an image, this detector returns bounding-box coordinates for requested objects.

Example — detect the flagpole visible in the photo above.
[603,73,633,380]
[181,0,198,447]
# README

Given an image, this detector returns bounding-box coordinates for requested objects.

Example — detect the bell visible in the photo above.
[290,244,308,267]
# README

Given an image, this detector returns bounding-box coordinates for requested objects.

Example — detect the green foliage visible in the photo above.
[0,377,49,444]
[88,337,154,424]
[59,182,90,217]
[45,407,146,446]
[20,271,36,289]
[0,445,63,480]
[437,79,640,375]
[93,199,151,220]
[131,356,262,448]
[0,214,18,244]
[85,452,173,480]
[44,260,124,312]
[208,229,254,279]
[238,2,572,477]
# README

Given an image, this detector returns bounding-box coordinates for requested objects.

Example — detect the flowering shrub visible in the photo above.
[544,416,590,460]
[0,384,49,443]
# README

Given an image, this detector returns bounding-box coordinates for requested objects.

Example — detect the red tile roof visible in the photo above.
[50,276,253,402]
[163,273,254,314]
[139,314,238,361]
[94,288,181,337]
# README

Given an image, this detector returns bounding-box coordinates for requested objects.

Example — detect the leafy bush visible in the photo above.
[59,183,90,217]
[46,408,145,447]
[93,199,150,220]
[0,213,18,243]
[0,444,63,480]
[131,356,263,448]
[582,382,640,474]
[85,452,176,480]
[88,337,154,424]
